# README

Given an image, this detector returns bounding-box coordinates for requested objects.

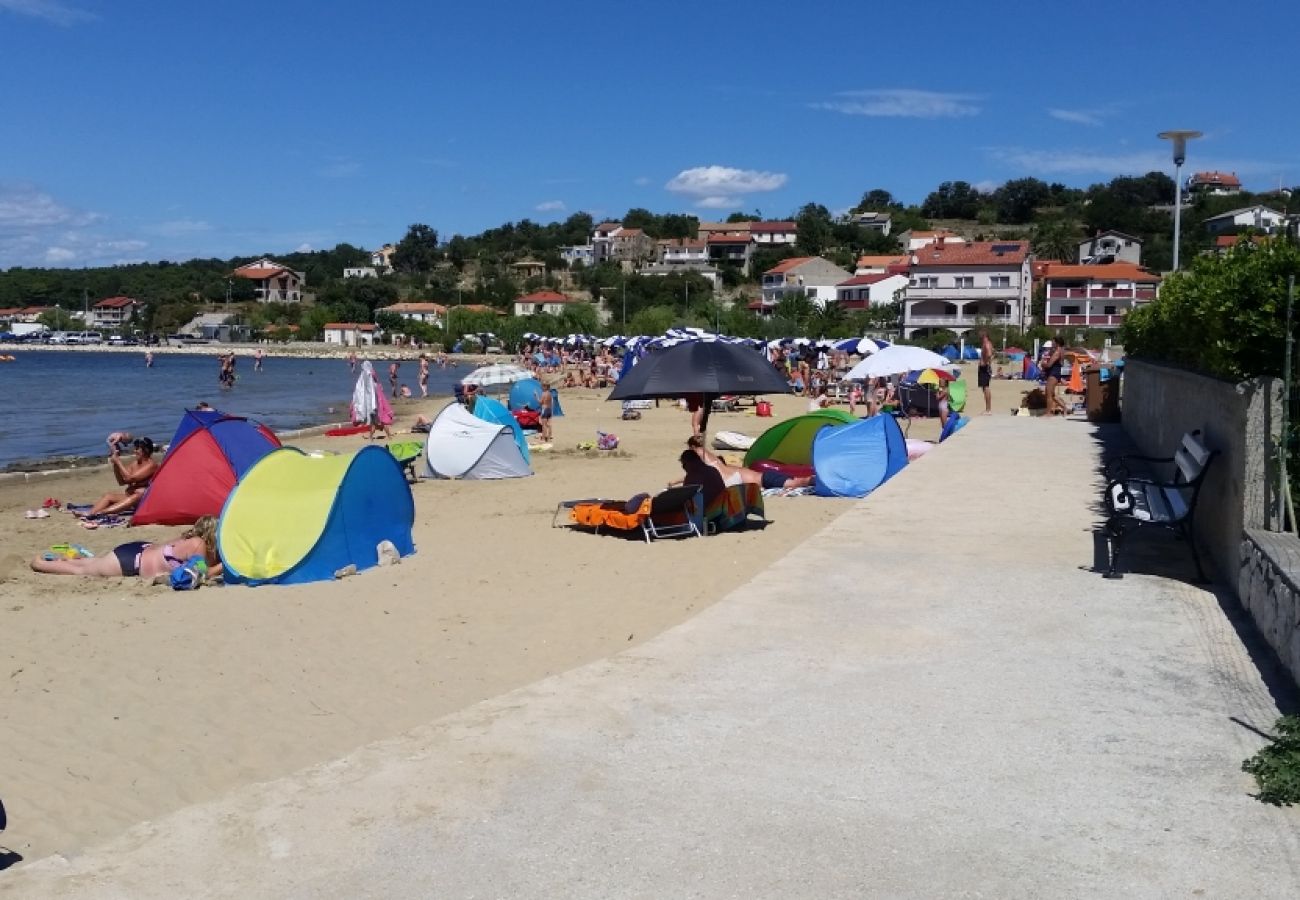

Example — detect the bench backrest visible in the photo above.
[1174,431,1214,486]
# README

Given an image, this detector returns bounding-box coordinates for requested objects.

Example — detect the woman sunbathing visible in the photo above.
[32,516,223,580]
[685,435,812,491]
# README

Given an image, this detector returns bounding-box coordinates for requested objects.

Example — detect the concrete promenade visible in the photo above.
[10,415,1300,898]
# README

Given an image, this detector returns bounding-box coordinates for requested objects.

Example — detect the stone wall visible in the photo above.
[1240,530,1300,684]
[1121,359,1283,582]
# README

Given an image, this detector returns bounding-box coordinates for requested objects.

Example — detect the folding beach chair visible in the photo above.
[387,441,423,483]
[567,486,703,542]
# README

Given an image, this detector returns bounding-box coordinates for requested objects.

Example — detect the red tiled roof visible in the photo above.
[324,322,377,331]
[94,296,136,308]
[233,265,289,279]
[1189,171,1241,188]
[707,233,750,244]
[1214,234,1268,249]
[381,302,447,314]
[516,291,573,304]
[1040,262,1160,283]
[911,241,1029,267]
[764,257,815,275]
[746,300,773,311]
[750,221,797,233]
[855,254,909,270]
[660,238,706,250]
[837,273,896,287]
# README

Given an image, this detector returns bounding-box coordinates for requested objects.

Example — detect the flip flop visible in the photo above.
[42,497,61,509]
[24,509,50,519]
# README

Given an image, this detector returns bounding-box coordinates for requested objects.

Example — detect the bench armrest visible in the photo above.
[1104,454,1174,478]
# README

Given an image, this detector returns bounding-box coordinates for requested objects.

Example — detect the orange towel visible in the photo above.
[1067,365,1084,394]
[571,497,651,531]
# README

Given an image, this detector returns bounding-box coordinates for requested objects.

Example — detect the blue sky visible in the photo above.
[2,0,1297,268]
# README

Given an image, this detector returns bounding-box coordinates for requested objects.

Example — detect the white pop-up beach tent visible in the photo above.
[423,402,532,480]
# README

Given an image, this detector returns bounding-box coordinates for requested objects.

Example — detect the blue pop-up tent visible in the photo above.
[508,377,564,416]
[812,414,908,498]
[472,395,530,465]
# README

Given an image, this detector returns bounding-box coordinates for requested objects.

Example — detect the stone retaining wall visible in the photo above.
[1240,530,1300,684]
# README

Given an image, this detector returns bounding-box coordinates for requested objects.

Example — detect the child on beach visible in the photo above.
[537,383,554,442]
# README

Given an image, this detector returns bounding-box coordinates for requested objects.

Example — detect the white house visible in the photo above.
[638,264,722,289]
[323,322,378,346]
[344,267,379,279]
[1202,205,1286,235]
[513,290,577,316]
[1078,230,1143,265]
[91,296,140,330]
[1041,262,1160,333]
[377,302,447,328]
[657,238,709,266]
[1187,171,1242,196]
[560,244,594,267]
[835,273,909,310]
[846,211,892,235]
[232,258,306,303]
[898,229,966,252]
[759,256,853,310]
[370,244,395,271]
[749,221,799,245]
[903,238,1031,338]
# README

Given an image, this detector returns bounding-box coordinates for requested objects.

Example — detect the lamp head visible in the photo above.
[1157,130,1203,166]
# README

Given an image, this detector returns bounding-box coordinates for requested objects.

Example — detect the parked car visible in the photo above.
[47,332,70,344]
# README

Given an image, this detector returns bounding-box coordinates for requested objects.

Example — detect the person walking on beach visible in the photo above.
[388,361,400,398]
[1041,338,1068,417]
[418,354,430,398]
[352,361,394,441]
[978,329,994,415]
[536,382,554,442]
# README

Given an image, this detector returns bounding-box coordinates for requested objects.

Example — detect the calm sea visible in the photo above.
[0,350,468,468]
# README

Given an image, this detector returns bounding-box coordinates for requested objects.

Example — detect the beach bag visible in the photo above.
[756,401,773,417]
[170,555,209,591]
[597,431,619,451]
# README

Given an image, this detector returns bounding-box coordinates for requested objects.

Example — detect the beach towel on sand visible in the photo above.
[350,361,394,427]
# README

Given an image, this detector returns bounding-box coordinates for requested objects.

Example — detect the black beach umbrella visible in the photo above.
[608,340,791,434]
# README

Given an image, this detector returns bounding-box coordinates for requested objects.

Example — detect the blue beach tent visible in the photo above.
[508,377,564,416]
[218,446,415,586]
[472,395,530,465]
[812,414,908,498]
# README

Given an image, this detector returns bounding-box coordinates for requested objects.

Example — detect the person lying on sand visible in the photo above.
[32,516,223,580]
[685,435,812,491]
[76,437,159,518]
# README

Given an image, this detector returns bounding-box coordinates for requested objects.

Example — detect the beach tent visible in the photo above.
[812,413,908,498]
[742,409,855,467]
[424,402,532,479]
[133,409,280,526]
[471,395,530,466]
[218,446,414,586]
[508,377,564,416]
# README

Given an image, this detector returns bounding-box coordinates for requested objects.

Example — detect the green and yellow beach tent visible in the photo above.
[742,408,855,468]
[218,446,415,586]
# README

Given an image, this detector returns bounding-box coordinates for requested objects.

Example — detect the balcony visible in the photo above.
[1044,313,1126,328]
[905,314,1015,327]
[1047,287,1157,300]
[906,284,1021,300]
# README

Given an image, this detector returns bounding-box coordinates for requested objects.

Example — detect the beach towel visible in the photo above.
[79,514,130,530]
[350,361,394,426]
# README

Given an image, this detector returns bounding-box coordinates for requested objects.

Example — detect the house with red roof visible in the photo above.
[232,257,306,304]
[323,322,377,347]
[1040,262,1160,332]
[758,256,853,311]
[749,221,798,246]
[1187,171,1242,196]
[834,273,910,310]
[898,229,966,252]
[92,296,140,330]
[590,223,654,264]
[513,290,577,317]
[377,301,448,329]
[903,238,1031,338]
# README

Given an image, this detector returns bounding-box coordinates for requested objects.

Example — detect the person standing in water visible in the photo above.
[348,351,358,373]
[144,350,154,368]
[388,361,400,398]
[418,353,430,398]
[254,347,264,372]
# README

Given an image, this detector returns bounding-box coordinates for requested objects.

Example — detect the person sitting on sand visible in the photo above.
[77,437,159,518]
[411,414,433,433]
[32,516,223,580]
[685,435,812,492]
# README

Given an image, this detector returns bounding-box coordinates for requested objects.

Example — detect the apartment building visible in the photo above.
[902,238,1030,338]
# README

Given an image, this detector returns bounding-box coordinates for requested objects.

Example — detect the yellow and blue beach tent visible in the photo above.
[218,446,415,585]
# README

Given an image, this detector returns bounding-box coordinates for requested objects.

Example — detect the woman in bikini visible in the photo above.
[32,516,223,580]
[684,435,812,491]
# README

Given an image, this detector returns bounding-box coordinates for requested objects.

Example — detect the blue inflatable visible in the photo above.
[508,377,564,416]
[812,414,908,498]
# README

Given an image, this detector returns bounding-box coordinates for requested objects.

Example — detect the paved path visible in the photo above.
[9,416,1300,898]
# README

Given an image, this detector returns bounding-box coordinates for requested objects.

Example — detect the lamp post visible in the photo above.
[620,277,626,331]
[1157,130,1202,271]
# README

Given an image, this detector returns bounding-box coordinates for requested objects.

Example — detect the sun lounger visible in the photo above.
[567,486,703,542]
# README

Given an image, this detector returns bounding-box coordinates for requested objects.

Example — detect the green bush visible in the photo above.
[1243,715,1300,805]
[1122,240,1300,381]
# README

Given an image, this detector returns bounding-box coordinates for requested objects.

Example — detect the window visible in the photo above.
[1061,305,1081,315]
[954,276,974,289]
[914,276,939,289]
[1104,305,1117,315]
[989,275,1011,288]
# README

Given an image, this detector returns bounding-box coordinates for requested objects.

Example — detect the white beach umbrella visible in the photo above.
[461,363,533,386]
[845,345,951,380]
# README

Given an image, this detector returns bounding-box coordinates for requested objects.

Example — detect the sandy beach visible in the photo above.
[0,366,1033,866]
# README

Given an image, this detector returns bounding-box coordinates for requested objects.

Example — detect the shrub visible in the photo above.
[1243,715,1300,805]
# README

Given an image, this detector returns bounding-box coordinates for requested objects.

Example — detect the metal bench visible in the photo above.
[1102,430,1217,581]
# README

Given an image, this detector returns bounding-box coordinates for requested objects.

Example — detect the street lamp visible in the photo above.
[1157,130,1203,271]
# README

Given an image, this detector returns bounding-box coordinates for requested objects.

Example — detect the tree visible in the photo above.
[38,307,77,331]
[921,181,984,220]
[994,178,1051,225]
[1031,218,1082,263]
[391,224,441,274]
[794,203,834,256]
[855,189,899,211]
[774,291,814,329]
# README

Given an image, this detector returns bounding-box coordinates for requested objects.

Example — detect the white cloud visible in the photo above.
[665,165,788,206]
[0,0,95,25]
[1048,107,1106,127]
[44,246,75,263]
[535,200,566,213]
[813,89,982,119]
[986,145,1287,180]
[295,242,313,253]
[972,180,1002,194]
[0,183,97,232]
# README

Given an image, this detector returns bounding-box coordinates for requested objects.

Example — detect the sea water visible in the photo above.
[0,350,469,468]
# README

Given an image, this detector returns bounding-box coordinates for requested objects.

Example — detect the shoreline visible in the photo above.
[0,341,501,363]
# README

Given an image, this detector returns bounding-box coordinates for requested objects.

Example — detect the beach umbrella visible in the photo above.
[461,363,533,387]
[609,340,791,435]
[914,367,957,386]
[846,345,950,380]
